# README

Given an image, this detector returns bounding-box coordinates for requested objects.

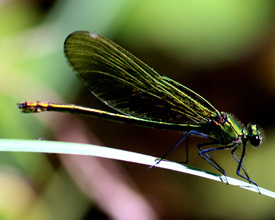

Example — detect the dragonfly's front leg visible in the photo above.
[231,146,260,193]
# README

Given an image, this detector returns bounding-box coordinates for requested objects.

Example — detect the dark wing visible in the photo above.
[64,31,220,125]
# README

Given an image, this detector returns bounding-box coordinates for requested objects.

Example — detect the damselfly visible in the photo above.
[18,31,263,188]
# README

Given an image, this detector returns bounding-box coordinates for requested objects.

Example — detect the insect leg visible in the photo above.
[198,143,236,184]
[231,146,260,193]
[150,130,206,168]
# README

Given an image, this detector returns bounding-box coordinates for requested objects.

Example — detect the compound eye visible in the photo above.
[250,135,261,147]
[247,123,263,147]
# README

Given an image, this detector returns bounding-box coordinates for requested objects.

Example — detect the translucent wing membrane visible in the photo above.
[64,31,219,124]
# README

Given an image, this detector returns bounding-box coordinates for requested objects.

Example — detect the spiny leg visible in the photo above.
[231,146,260,193]
[178,133,189,164]
[197,143,235,184]
[231,146,250,181]
[150,130,211,168]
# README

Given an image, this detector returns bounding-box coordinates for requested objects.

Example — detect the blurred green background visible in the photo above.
[1,0,275,219]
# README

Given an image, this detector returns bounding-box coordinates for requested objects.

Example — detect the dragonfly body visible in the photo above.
[18,31,263,188]
[19,101,245,147]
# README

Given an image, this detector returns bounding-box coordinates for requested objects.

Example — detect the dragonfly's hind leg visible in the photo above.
[150,130,207,168]
[150,130,214,169]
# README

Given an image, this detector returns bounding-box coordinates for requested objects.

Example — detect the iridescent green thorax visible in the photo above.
[206,112,262,148]
[204,112,242,146]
